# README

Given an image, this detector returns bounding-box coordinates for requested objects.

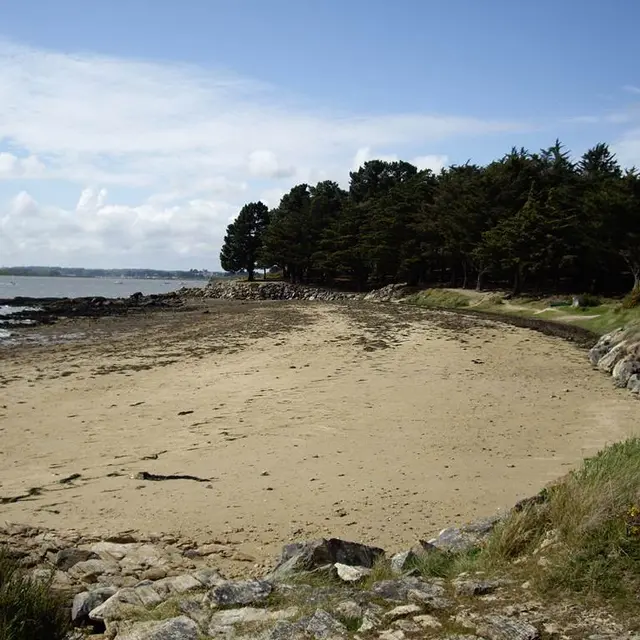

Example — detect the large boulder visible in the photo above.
[429,516,500,553]
[612,355,640,388]
[589,328,626,366]
[71,586,117,626]
[269,538,385,580]
[206,579,273,607]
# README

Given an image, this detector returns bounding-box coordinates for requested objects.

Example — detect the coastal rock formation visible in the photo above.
[589,328,640,395]
[184,280,362,302]
[0,522,629,640]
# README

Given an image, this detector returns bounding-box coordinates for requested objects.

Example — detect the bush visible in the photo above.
[0,549,70,640]
[574,293,602,308]
[622,286,640,309]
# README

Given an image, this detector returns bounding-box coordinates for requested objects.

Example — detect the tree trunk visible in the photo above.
[263,268,267,281]
[476,268,488,291]
[512,264,522,297]
[461,260,468,289]
[247,268,255,282]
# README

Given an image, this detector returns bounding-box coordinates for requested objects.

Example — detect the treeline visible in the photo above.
[220,141,640,295]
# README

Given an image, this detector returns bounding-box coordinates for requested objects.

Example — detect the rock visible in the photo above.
[588,328,627,366]
[55,547,98,571]
[334,601,362,620]
[384,604,422,621]
[334,563,371,582]
[208,606,298,636]
[142,566,168,581]
[68,558,118,583]
[207,579,272,607]
[91,541,137,561]
[612,356,640,387]
[304,609,347,639]
[429,516,500,553]
[378,631,405,640]
[192,567,225,588]
[393,619,421,633]
[269,538,384,579]
[413,614,442,629]
[628,373,640,394]
[116,616,199,640]
[370,577,445,605]
[363,283,411,302]
[597,341,629,374]
[390,551,418,575]
[71,586,117,626]
[89,587,144,622]
[260,620,308,639]
[453,578,499,596]
[477,615,540,640]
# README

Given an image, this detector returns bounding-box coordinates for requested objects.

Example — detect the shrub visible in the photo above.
[574,293,602,308]
[0,549,70,640]
[622,286,640,309]
[410,289,470,309]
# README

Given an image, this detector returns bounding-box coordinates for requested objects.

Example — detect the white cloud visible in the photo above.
[623,85,640,95]
[248,150,294,179]
[0,151,45,179]
[413,154,449,173]
[0,39,528,268]
[613,128,640,168]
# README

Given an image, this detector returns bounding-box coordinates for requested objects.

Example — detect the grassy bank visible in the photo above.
[406,288,640,337]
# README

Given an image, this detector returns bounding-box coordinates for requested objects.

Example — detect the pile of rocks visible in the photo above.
[1,516,629,640]
[183,280,362,302]
[589,328,640,395]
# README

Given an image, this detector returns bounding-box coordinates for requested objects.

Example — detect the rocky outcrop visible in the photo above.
[184,280,361,302]
[589,328,640,395]
[1,522,628,640]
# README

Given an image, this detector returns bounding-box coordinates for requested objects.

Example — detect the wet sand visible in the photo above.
[0,301,637,573]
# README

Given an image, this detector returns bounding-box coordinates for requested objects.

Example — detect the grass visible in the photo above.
[476,438,640,613]
[409,288,471,309]
[0,549,70,640]
[406,287,640,336]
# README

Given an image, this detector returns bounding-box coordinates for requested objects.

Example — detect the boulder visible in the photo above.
[370,577,445,604]
[68,558,118,583]
[588,328,627,366]
[334,563,371,582]
[71,586,117,626]
[304,609,347,639]
[269,538,384,579]
[612,356,640,387]
[115,616,199,640]
[452,578,499,597]
[597,340,629,374]
[429,516,499,553]
[628,373,640,394]
[206,579,272,607]
[55,547,98,571]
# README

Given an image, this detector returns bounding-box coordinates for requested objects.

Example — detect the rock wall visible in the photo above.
[589,328,640,395]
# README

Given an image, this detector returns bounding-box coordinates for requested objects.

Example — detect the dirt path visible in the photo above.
[0,301,637,574]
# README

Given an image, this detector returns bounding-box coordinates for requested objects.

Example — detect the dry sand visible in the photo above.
[0,301,637,573]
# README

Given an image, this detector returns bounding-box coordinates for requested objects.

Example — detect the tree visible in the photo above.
[219,202,269,281]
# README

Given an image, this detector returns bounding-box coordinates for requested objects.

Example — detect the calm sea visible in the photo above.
[0,276,207,342]
[0,275,206,301]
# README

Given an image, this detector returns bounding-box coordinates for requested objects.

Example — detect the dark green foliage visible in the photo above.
[0,549,70,640]
[241,143,640,295]
[220,202,270,281]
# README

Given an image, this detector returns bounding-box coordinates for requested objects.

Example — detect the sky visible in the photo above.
[1,0,639,270]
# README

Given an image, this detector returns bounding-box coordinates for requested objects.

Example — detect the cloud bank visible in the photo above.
[0,40,573,268]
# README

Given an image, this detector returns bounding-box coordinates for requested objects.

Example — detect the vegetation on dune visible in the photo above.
[221,142,640,297]
[0,550,70,640]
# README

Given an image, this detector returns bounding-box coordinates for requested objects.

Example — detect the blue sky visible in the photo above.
[1,0,639,269]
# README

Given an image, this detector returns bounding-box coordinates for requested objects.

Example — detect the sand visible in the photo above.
[0,301,637,573]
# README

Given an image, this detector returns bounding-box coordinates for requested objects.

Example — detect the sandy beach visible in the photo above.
[1,301,638,574]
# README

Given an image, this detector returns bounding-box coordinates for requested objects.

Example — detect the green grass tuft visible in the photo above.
[0,549,70,640]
